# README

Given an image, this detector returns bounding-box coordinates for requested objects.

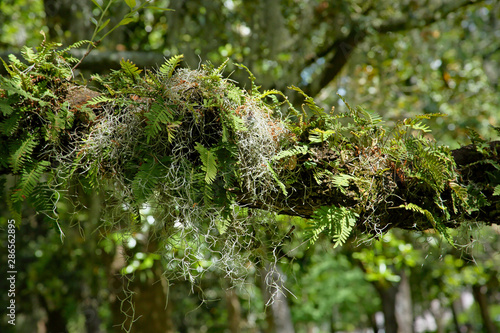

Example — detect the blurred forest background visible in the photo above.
[1,0,499,332]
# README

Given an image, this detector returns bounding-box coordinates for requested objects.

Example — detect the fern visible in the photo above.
[10,134,38,173]
[120,59,142,80]
[308,205,358,247]
[144,98,176,143]
[159,55,184,78]
[266,162,288,196]
[289,85,325,116]
[0,111,22,135]
[84,95,115,106]
[308,128,336,144]
[131,158,164,203]
[358,106,383,125]
[195,143,218,185]
[235,63,260,97]
[493,185,500,196]
[397,203,453,245]
[273,145,308,161]
[11,161,50,203]
[57,40,94,55]
[449,182,469,213]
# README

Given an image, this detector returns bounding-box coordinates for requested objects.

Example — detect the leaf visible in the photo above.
[124,0,136,9]
[493,185,500,196]
[159,55,184,78]
[96,18,111,34]
[308,128,336,143]
[120,58,142,78]
[195,143,218,184]
[397,203,454,246]
[11,161,50,203]
[308,205,358,247]
[90,0,102,10]
[10,135,38,173]
[118,17,135,26]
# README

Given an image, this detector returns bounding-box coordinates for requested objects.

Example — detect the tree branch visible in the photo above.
[303,0,484,98]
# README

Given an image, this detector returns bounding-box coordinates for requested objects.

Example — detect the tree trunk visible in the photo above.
[226,287,242,333]
[472,284,498,333]
[373,270,413,333]
[260,264,295,333]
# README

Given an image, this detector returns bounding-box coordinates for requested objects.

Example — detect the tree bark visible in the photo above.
[472,284,498,333]
[226,287,242,333]
[260,264,295,333]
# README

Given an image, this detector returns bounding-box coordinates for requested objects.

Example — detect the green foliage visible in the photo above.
[195,143,218,185]
[398,203,453,245]
[120,58,143,80]
[9,134,38,173]
[131,158,166,203]
[159,55,184,78]
[308,205,358,247]
[11,161,50,203]
[144,98,177,143]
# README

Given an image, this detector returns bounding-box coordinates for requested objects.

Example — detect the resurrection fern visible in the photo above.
[10,134,38,174]
[144,99,177,143]
[120,58,143,81]
[131,158,165,203]
[195,143,219,185]
[308,205,359,247]
[159,55,184,78]
[11,161,50,203]
[398,203,453,245]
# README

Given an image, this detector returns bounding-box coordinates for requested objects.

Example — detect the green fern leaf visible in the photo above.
[289,85,325,116]
[131,159,164,202]
[397,203,454,246]
[10,135,38,173]
[493,185,500,196]
[0,111,22,135]
[144,100,176,143]
[11,161,50,203]
[308,205,358,247]
[120,58,142,78]
[195,142,218,184]
[308,128,336,143]
[273,145,308,161]
[159,55,184,78]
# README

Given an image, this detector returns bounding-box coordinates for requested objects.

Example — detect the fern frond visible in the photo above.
[10,134,38,173]
[159,55,184,78]
[0,111,22,135]
[358,106,383,125]
[0,99,13,116]
[397,203,454,245]
[20,46,36,63]
[11,161,50,202]
[120,58,142,79]
[289,85,325,116]
[84,95,114,106]
[131,159,164,202]
[273,145,308,161]
[57,40,94,54]
[449,182,468,213]
[308,205,358,247]
[144,99,176,143]
[405,120,431,133]
[266,162,288,196]
[195,143,218,184]
[308,128,336,144]
[331,173,355,193]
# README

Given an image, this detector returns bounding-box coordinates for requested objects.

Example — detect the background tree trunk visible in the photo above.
[472,284,498,333]
[260,264,295,333]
